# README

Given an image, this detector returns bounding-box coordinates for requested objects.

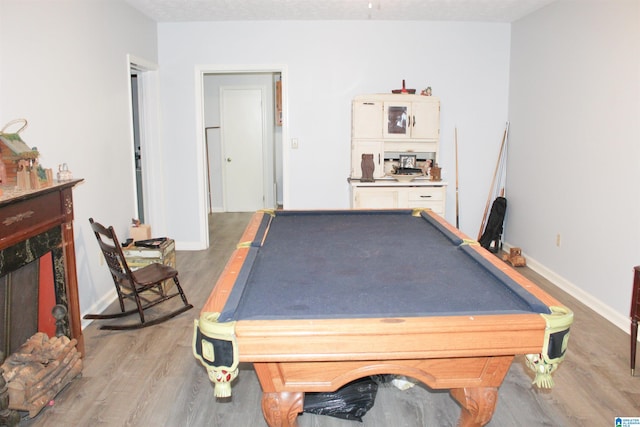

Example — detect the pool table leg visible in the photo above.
[450,387,498,427]
[261,391,304,427]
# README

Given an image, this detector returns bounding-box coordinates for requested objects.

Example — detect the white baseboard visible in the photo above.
[81,288,118,329]
[503,242,631,335]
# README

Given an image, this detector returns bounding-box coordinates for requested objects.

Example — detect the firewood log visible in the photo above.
[1,362,43,383]
[28,351,81,403]
[26,358,82,418]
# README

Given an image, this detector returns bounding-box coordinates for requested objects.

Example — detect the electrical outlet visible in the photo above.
[556,234,561,247]
[291,138,299,149]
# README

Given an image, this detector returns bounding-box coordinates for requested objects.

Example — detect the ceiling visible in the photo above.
[124,0,557,23]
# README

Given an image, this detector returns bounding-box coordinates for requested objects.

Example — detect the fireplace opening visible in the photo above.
[0,225,71,360]
[0,252,57,358]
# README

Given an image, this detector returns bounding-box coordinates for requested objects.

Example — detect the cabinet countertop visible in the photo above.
[348,177,448,187]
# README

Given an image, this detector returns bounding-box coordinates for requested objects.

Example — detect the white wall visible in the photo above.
[158,20,512,247]
[0,0,158,320]
[507,0,640,329]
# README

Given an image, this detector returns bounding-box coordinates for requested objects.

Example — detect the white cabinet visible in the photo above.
[350,94,446,215]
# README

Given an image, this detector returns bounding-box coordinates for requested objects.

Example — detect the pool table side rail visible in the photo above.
[232,313,548,363]
[424,210,565,309]
[202,211,267,314]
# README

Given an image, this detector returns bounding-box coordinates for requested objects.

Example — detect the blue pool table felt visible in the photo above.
[221,210,550,322]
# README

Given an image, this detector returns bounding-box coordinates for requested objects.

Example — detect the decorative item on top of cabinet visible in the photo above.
[391,79,416,94]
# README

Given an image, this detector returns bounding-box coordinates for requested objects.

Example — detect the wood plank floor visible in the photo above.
[20,212,640,426]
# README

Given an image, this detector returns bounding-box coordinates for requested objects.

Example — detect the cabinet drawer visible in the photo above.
[407,187,444,202]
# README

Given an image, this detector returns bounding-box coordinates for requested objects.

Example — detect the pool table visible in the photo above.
[193,209,572,427]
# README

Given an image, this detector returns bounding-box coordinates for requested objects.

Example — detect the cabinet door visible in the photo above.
[411,100,440,140]
[383,101,411,139]
[383,99,440,140]
[352,100,383,138]
[352,187,399,209]
[351,141,384,179]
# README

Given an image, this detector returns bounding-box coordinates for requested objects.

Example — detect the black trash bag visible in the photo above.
[479,196,507,253]
[303,377,378,422]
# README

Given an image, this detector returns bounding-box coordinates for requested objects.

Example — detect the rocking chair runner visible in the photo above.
[84,218,193,330]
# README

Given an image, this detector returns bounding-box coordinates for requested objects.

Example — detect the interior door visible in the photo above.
[221,87,265,212]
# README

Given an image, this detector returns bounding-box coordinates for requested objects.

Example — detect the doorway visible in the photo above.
[195,65,287,249]
[202,71,283,212]
[128,55,166,234]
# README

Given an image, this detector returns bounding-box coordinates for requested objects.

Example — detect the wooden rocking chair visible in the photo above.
[84,218,193,330]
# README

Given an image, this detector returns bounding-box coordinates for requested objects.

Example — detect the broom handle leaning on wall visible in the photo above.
[455,127,460,229]
[477,122,509,241]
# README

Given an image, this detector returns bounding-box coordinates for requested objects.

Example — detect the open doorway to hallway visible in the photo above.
[202,72,283,213]
[128,55,165,234]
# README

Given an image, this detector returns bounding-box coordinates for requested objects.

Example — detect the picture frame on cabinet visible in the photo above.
[399,154,416,169]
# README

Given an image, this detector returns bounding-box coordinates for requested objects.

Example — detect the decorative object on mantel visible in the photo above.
[420,86,433,96]
[0,119,53,190]
[391,80,416,94]
[56,163,72,181]
[430,163,442,181]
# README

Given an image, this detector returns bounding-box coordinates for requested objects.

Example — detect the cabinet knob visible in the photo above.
[226,158,232,162]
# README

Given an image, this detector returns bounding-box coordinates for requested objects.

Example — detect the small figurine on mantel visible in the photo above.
[57,163,73,181]
[430,163,442,181]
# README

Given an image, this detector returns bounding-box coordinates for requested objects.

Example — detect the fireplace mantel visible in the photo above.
[0,179,84,355]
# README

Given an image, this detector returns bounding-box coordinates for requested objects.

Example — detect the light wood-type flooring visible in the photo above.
[20,212,640,426]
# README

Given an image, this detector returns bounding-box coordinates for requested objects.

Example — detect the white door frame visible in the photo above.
[127,54,166,235]
[194,64,289,248]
